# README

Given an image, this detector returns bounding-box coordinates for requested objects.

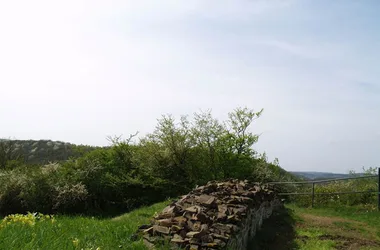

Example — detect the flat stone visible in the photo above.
[162,205,176,214]
[153,225,170,235]
[217,205,228,220]
[173,216,187,226]
[195,212,210,223]
[200,224,209,233]
[200,234,213,243]
[170,225,182,232]
[201,242,218,248]
[192,221,202,231]
[183,211,193,220]
[186,231,201,238]
[196,194,216,206]
[229,205,247,215]
[171,237,187,244]
[189,238,200,244]
[213,238,227,247]
[143,234,157,242]
[157,218,173,227]
[189,244,199,250]
[211,233,229,241]
[143,227,153,234]
[143,239,155,248]
[212,223,232,234]
[156,212,175,219]
[179,229,187,239]
[185,205,201,213]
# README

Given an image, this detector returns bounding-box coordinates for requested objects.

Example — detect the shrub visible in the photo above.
[0,170,27,215]
[0,167,56,215]
[0,107,299,215]
[53,183,88,213]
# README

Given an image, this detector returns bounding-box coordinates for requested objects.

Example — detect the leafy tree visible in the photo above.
[215,107,263,179]
[191,110,225,180]
[226,107,263,156]
[0,139,22,169]
[143,115,195,191]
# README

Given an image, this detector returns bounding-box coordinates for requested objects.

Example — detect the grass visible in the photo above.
[1,201,380,249]
[299,206,380,249]
[253,204,380,249]
[0,201,169,250]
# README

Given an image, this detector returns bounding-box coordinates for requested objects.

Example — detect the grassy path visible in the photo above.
[253,205,380,250]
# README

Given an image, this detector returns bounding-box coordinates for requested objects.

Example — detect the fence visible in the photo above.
[268,168,380,210]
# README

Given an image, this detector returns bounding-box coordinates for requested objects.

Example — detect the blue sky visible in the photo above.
[0,0,379,173]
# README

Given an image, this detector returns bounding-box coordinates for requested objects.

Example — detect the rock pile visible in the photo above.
[134,179,280,250]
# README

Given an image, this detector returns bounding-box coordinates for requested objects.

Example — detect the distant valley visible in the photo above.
[290,171,353,180]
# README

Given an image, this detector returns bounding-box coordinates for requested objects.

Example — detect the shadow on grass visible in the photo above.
[248,207,299,250]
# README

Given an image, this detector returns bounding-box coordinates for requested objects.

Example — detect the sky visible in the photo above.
[0,0,379,173]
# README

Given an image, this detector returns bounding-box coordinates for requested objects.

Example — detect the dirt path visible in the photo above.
[251,207,380,250]
[297,213,380,249]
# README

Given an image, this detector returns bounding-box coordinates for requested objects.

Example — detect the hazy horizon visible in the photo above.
[1,0,379,173]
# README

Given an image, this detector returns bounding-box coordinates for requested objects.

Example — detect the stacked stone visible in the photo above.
[135,179,277,250]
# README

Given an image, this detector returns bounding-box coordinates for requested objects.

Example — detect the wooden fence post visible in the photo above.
[312,182,315,208]
[378,168,380,212]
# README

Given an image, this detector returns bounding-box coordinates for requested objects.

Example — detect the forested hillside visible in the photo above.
[0,139,99,167]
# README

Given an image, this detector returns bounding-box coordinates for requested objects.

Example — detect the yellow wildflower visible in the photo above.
[0,212,55,229]
[72,238,80,247]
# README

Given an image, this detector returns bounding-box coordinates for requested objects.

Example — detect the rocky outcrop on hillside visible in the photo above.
[134,179,281,250]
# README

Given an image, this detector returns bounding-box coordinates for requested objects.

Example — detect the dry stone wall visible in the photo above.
[135,179,282,250]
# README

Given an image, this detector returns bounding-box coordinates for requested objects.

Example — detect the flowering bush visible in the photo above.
[0,212,55,229]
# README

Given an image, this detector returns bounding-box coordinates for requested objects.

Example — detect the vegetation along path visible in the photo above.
[1,201,379,249]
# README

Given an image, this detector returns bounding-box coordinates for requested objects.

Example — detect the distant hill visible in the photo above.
[290,171,352,180]
[0,139,101,165]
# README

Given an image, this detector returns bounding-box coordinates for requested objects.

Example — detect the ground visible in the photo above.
[0,202,379,249]
[251,204,380,250]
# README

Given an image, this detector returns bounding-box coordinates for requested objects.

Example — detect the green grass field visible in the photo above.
[0,202,169,250]
[1,202,380,250]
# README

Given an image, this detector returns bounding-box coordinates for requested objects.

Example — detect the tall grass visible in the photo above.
[0,201,169,250]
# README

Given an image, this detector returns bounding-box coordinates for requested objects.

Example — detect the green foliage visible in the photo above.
[0,107,296,216]
[0,139,22,169]
[53,183,88,213]
[2,202,378,250]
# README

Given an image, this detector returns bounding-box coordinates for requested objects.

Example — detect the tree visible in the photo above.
[143,115,195,190]
[209,107,263,179]
[0,139,22,169]
[191,110,225,179]
[226,107,263,156]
